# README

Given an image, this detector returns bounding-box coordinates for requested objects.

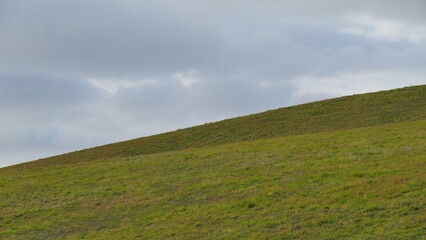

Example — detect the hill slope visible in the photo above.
[1,120,425,239]
[1,85,425,239]
[22,85,426,167]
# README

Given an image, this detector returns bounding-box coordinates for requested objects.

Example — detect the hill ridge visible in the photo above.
[14,84,426,168]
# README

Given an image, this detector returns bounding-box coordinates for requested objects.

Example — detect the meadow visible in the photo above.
[1,120,425,239]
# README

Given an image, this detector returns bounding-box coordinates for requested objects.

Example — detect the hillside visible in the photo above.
[1,85,425,239]
[1,120,425,239]
[20,85,426,167]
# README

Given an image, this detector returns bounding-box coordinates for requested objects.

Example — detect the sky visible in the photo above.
[1,0,426,167]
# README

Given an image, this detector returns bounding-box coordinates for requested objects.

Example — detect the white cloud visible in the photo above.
[292,70,426,97]
[341,13,426,43]
[88,78,158,94]
[259,81,272,88]
[171,70,199,87]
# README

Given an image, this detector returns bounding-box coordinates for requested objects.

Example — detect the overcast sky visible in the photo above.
[1,0,426,167]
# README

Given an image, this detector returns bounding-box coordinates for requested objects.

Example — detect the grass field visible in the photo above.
[1,120,425,239]
[1,85,425,239]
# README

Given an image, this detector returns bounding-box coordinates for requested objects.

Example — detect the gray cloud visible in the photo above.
[1,0,425,167]
[0,75,97,111]
[2,0,425,78]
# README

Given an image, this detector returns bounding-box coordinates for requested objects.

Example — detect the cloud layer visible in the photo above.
[1,0,425,167]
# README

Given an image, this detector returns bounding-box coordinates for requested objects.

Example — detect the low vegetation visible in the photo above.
[1,120,425,239]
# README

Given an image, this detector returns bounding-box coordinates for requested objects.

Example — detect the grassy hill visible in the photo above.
[1,85,425,239]
[21,85,426,167]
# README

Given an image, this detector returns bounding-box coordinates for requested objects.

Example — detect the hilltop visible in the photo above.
[1,85,425,239]
[19,85,426,167]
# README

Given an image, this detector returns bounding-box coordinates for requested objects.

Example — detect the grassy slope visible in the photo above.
[0,120,425,239]
[23,85,426,167]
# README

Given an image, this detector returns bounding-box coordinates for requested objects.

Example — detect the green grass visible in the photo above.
[1,120,425,239]
[22,85,426,167]
[1,85,425,239]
